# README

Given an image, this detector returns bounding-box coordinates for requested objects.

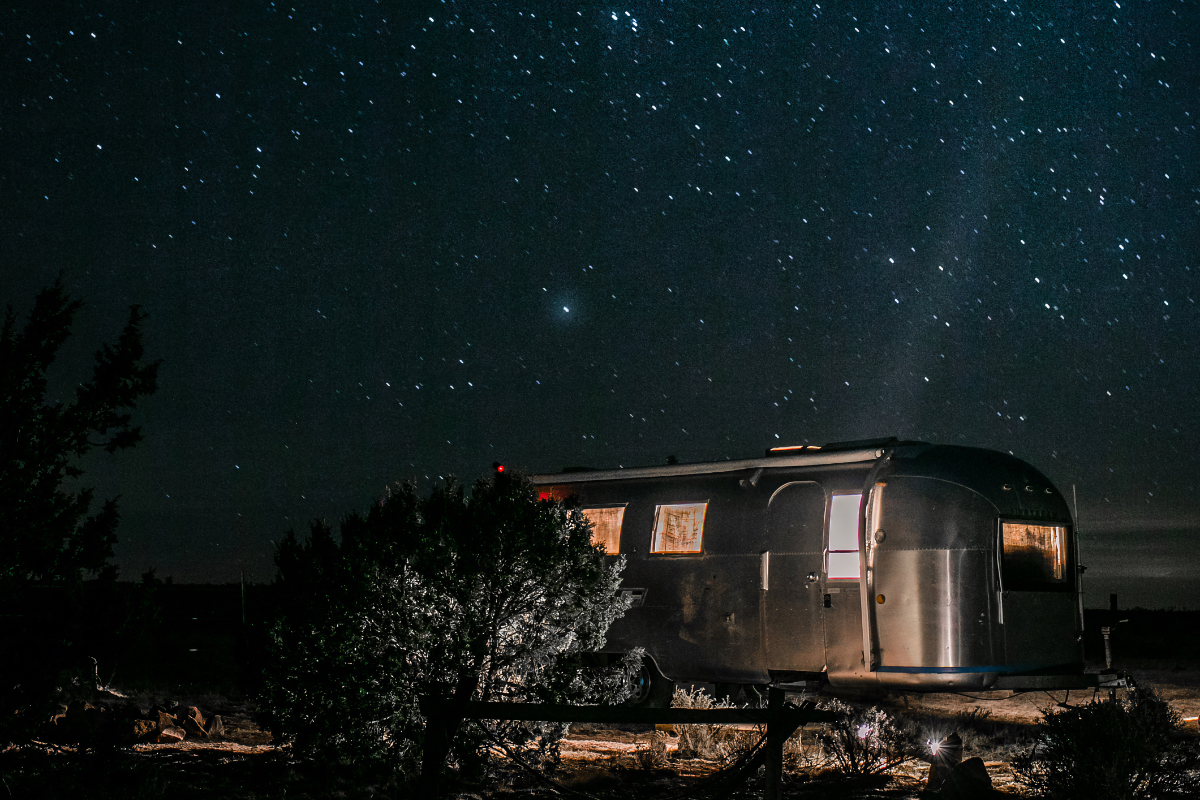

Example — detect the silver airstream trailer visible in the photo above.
[532,438,1105,703]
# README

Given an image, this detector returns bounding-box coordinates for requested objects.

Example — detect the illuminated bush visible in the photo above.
[257,472,634,786]
[814,700,914,776]
[1014,688,1200,800]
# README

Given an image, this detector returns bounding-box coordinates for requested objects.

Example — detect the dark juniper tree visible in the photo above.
[0,279,159,741]
[258,471,636,792]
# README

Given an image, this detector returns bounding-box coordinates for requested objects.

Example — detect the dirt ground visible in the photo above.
[525,663,1200,798]
[879,664,1200,729]
[10,663,1199,799]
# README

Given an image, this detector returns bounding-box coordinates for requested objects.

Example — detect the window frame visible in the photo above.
[580,504,627,555]
[649,501,709,555]
[825,492,863,580]
[998,518,1074,593]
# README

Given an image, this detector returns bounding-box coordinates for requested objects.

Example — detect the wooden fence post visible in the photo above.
[764,686,786,800]
[418,698,458,798]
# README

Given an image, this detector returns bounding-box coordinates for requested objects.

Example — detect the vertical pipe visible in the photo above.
[858,450,892,671]
[1073,485,1085,633]
[996,523,1005,626]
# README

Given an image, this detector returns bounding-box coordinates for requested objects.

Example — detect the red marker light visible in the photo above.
[492,461,505,473]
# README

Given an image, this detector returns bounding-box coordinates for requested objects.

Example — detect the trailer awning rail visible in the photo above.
[530,447,886,484]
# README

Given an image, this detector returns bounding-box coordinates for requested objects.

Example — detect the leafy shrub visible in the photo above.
[257,472,635,786]
[814,699,915,776]
[1014,687,1200,799]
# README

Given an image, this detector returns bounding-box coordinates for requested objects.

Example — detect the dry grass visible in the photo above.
[670,685,746,762]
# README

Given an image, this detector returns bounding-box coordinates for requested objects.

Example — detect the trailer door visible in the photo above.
[763,481,826,671]
[822,492,867,680]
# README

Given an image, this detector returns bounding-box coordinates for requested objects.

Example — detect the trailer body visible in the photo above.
[532,440,1088,692]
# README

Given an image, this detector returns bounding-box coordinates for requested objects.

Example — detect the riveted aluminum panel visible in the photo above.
[873,548,1000,669]
[576,471,771,684]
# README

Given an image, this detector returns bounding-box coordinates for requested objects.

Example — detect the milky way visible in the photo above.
[2,3,1197,605]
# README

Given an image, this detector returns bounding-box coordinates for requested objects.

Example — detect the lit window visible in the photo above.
[1002,522,1068,586]
[582,506,625,554]
[650,502,707,554]
[827,493,862,579]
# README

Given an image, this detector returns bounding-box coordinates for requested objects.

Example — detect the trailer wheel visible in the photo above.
[627,658,675,708]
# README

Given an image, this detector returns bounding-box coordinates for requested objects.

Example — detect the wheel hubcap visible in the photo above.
[630,662,652,704]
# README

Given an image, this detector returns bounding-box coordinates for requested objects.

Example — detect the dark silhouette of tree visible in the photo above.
[0,278,159,741]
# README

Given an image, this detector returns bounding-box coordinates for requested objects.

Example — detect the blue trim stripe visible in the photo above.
[876,664,1047,674]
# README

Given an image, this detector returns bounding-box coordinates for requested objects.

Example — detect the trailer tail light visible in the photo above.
[1002,522,1068,584]
[538,484,579,503]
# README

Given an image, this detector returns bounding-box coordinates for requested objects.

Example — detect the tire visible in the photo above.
[627,657,675,708]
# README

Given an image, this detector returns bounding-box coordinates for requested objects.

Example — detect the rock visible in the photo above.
[156,725,185,744]
[182,715,207,739]
[132,719,158,740]
[185,706,206,729]
[204,715,224,740]
[939,756,994,799]
[157,710,178,732]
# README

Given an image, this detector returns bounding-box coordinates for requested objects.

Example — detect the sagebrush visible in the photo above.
[814,699,916,776]
[670,685,743,761]
[1014,687,1200,800]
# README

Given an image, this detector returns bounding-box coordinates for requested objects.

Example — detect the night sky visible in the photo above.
[3,2,1197,608]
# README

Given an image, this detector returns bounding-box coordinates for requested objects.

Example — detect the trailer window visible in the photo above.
[582,506,625,554]
[826,493,862,579]
[1002,522,1068,586]
[650,503,708,554]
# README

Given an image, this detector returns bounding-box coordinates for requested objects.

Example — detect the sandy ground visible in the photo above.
[50,663,1193,799]
[549,725,1024,797]
[540,665,1200,797]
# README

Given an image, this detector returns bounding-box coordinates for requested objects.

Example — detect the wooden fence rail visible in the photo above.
[419,688,837,799]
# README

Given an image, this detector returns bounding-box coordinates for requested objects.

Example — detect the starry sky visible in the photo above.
[2,2,1197,607]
